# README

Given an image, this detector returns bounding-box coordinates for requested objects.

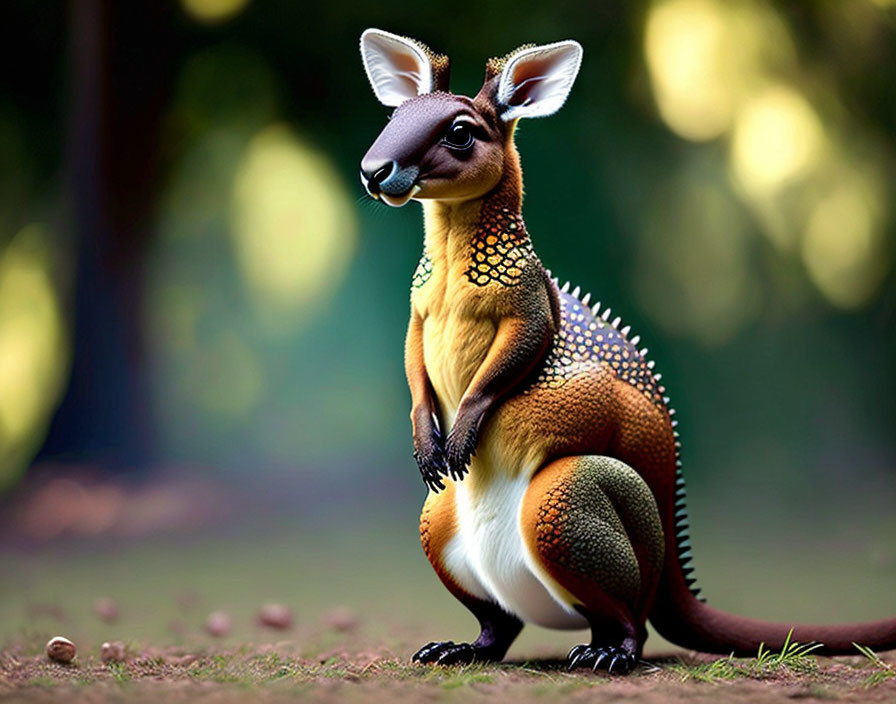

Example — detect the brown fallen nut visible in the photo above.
[93,597,119,623]
[322,606,358,633]
[101,640,127,663]
[205,610,232,638]
[256,603,293,630]
[46,636,76,663]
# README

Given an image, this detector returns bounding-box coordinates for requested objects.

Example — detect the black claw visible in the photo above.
[413,640,481,666]
[443,418,481,481]
[567,652,587,671]
[567,644,588,661]
[437,643,475,665]
[414,443,448,492]
[413,418,452,491]
[412,641,444,663]
[567,644,636,675]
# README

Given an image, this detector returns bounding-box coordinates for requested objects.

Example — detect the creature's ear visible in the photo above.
[360,28,450,107]
[494,41,583,121]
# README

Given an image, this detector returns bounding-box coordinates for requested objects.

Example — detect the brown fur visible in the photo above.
[361,32,896,665]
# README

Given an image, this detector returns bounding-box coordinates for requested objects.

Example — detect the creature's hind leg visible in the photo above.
[414,482,523,665]
[521,456,665,674]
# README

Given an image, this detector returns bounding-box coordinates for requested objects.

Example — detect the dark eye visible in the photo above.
[443,122,474,151]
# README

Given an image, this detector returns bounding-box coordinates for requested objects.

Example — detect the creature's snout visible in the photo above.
[360,115,429,206]
[359,158,419,198]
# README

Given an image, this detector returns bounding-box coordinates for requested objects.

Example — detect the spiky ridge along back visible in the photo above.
[673,460,703,601]
[547,278,704,602]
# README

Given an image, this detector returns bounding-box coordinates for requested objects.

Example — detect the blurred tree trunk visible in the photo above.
[36,0,176,470]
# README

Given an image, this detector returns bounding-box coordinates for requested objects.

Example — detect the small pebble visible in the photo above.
[205,610,232,637]
[93,597,119,623]
[323,606,358,633]
[100,640,127,664]
[256,603,293,630]
[46,636,76,663]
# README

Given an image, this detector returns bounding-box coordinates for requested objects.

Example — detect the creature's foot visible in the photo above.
[566,644,637,674]
[412,641,501,666]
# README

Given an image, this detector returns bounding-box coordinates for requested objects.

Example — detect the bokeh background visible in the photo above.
[1,0,894,658]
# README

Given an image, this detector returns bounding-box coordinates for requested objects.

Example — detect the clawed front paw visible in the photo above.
[412,641,477,666]
[414,445,446,492]
[413,415,448,492]
[444,419,478,482]
[566,644,637,674]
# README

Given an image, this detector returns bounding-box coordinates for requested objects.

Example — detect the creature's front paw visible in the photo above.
[412,409,448,492]
[412,641,491,666]
[444,418,479,481]
[413,442,447,493]
[566,644,637,674]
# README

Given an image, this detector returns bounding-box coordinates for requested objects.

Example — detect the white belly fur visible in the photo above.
[443,466,588,630]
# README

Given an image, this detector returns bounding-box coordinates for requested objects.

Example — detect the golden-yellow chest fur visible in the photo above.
[410,201,552,487]
[412,201,502,421]
[422,312,495,419]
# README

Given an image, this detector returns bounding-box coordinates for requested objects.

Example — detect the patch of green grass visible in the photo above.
[670,654,744,682]
[753,630,822,674]
[188,654,247,684]
[107,662,132,683]
[437,667,495,689]
[671,629,822,682]
[854,643,896,688]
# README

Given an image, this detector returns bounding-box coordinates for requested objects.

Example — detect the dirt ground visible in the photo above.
[2,638,895,703]
[2,493,895,703]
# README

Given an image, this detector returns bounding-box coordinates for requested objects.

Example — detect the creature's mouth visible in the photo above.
[379,184,422,208]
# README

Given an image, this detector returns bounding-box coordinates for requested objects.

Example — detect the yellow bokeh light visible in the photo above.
[801,181,887,309]
[730,84,826,196]
[646,0,733,140]
[231,124,356,327]
[0,224,68,487]
[644,0,792,142]
[180,0,250,23]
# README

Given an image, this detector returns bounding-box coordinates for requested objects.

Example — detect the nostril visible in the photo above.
[371,161,397,186]
[360,160,398,196]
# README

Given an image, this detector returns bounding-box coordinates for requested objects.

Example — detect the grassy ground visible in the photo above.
[3,639,895,703]
[2,510,895,702]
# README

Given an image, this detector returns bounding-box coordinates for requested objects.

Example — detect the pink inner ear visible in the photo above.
[391,51,423,93]
[507,56,554,106]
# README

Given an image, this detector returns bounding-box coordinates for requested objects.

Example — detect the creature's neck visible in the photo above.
[421,148,536,280]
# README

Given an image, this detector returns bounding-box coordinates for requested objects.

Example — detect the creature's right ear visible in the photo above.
[493,41,582,121]
[360,29,450,107]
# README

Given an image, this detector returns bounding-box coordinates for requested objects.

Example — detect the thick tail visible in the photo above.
[650,560,896,655]
[648,463,896,655]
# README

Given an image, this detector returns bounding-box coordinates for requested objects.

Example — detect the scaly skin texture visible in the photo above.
[408,157,680,667]
[522,456,665,672]
[359,30,896,673]
[523,456,665,616]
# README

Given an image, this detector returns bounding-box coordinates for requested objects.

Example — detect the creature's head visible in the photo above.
[359,29,583,207]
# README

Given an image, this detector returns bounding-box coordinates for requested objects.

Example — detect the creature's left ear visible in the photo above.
[495,40,583,121]
[360,28,450,107]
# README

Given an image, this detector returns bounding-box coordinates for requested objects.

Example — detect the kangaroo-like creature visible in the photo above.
[358,29,896,674]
